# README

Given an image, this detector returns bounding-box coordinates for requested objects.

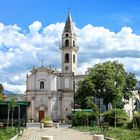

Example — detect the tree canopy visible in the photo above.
[0,84,4,101]
[76,61,137,109]
[0,84,4,94]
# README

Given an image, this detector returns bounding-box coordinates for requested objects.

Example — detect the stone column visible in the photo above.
[47,95,52,116]
[31,97,35,120]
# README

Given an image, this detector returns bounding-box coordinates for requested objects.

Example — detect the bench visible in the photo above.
[99,122,109,131]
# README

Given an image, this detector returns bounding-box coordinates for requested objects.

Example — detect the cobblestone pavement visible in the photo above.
[17,127,93,140]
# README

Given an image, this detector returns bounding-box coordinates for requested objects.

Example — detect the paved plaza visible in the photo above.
[17,123,93,140]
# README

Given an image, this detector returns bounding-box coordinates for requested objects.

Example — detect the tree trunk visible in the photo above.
[7,109,10,127]
[12,111,13,127]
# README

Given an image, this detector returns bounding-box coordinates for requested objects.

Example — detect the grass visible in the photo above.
[0,127,19,140]
[74,126,140,140]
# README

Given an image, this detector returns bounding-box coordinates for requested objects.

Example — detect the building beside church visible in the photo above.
[25,12,84,122]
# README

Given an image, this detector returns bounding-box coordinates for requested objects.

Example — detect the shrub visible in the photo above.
[41,116,52,122]
[126,112,140,129]
[73,111,97,126]
[103,108,128,126]
[41,116,53,127]
[136,113,140,129]
[66,113,72,120]
[0,127,17,140]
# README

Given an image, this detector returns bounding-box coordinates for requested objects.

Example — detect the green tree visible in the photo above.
[85,96,99,114]
[76,78,95,109]
[0,84,4,101]
[76,61,137,109]
[103,108,128,126]
[0,84,4,93]
[85,96,99,124]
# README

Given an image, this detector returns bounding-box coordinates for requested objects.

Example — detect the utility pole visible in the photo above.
[72,72,76,127]
[73,80,76,115]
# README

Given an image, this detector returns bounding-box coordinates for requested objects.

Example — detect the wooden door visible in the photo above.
[39,111,44,122]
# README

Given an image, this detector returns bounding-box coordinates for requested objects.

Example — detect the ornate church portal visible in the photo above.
[25,12,84,122]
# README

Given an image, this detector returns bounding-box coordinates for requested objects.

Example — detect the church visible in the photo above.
[25,12,84,122]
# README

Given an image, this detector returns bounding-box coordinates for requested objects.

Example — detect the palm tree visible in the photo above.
[9,98,16,127]
[7,102,10,127]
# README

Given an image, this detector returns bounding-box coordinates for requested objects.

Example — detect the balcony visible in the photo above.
[60,45,79,51]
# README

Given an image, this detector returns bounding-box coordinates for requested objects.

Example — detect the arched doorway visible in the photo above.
[38,105,48,122]
[39,110,44,122]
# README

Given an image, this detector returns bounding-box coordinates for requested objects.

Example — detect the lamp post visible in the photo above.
[98,88,106,125]
[114,81,117,128]
[72,72,76,127]
[73,80,76,126]
[114,63,119,128]
[18,97,21,134]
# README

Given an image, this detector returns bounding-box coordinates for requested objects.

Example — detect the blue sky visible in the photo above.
[0,0,140,33]
[1,0,140,93]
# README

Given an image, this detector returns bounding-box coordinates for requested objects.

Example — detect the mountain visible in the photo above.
[4,90,15,95]
[3,90,25,100]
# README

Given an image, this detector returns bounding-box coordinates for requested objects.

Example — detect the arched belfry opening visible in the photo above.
[73,54,75,63]
[65,53,69,63]
[65,39,69,47]
[73,40,75,47]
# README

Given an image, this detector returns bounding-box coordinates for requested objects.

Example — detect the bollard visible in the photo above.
[42,136,53,140]
[55,123,59,128]
[93,134,104,140]
[40,123,44,129]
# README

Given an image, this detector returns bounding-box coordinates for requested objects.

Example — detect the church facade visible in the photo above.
[25,12,84,122]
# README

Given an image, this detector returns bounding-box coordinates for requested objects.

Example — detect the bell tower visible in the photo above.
[60,11,78,74]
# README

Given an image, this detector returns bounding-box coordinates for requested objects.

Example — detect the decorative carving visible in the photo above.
[36,104,48,111]
[45,106,48,111]
[48,96,52,100]
[35,107,39,110]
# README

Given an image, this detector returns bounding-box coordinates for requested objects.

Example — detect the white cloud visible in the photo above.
[3,82,25,94]
[29,21,42,33]
[0,21,140,93]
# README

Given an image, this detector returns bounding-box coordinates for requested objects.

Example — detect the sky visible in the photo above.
[1,0,140,93]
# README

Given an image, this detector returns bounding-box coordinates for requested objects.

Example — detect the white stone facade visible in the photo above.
[25,12,84,122]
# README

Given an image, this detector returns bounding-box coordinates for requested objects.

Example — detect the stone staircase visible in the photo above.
[26,122,40,128]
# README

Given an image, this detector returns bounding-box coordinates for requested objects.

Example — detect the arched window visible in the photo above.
[65,53,69,63]
[73,40,75,47]
[73,54,75,63]
[40,81,44,89]
[65,39,69,47]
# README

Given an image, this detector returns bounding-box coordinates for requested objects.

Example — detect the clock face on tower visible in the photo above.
[65,66,69,70]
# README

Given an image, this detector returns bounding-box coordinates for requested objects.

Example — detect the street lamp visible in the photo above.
[98,88,106,125]
[18,97,21,134]
[114,81,117,128]
[114,63,120,128]
[72,72,76,127]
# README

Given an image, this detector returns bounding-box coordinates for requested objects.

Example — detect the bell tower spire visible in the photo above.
[63,9,75,35]
[60,11,78,74]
